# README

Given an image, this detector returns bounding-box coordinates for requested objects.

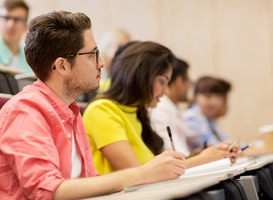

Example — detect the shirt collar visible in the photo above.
[191,103,213,122]
[158,95,179,114]
[30,79,80,121]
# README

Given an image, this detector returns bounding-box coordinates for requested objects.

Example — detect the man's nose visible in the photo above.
[6,18,16,27]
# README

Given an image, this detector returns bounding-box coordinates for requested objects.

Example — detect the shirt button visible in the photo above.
[61,120,65,124]
[68,134,71,138]
[70,115,73,118]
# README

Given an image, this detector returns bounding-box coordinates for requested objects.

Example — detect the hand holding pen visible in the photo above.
[166,126,185,161]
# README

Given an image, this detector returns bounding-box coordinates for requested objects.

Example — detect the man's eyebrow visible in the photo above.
[163,75,169,80]
[91,47,97,51]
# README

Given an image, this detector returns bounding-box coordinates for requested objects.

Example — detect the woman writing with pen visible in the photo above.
[83,41,237,175]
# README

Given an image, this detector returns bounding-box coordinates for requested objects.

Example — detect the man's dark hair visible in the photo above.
[169,58,189,85]
[2,0,29,20]
[24,11,91,81]
[194,76,231,96]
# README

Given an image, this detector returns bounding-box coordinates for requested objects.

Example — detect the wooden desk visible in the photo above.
[246,153,273,171]
[0,65,26,75]
[84,158,260,200]
[85,178,220,200]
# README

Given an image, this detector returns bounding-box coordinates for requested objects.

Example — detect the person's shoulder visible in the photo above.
[3,89,49,111]
[183,105,203,126]
[88,99,117,109]
[183,106,196,118]
[84,99,120,116]
[0,89,51,129]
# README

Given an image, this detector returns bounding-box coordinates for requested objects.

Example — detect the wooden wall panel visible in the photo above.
[106,0,158,42]
[0,0,55,18]
[0,0,273,143]
[267,0,273,125]
[26,0,55,20]
[56,0,110,44]
[159,0,216,80]
[215,0,273,142]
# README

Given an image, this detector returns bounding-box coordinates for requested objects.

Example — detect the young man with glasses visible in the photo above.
[0,0,31,72]
[0,11,187,200]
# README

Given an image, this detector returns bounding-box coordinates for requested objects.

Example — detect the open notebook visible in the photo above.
[124,157,254,192]
[180,158,254,179]
[180,158,231,178]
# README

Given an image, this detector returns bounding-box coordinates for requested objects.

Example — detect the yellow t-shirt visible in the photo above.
[83,99,155,175]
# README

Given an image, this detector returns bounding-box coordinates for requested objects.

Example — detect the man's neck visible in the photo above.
[167,86,180,105]
[167,93,179,105]
[44,79,75,107]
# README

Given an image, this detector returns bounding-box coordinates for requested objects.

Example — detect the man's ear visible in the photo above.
[174,75,183,86]
[53,57,70,76]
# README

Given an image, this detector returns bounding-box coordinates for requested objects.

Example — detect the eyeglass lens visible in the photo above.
[0,16,26,24]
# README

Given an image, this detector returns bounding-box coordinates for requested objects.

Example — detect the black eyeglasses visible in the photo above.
[0,15,27,25]
[62,49,100,64]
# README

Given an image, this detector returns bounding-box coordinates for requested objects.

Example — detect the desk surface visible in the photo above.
[86,155,273,200]
[246,153,273,171]
[0,65,27,75]
[0,93,13,99]
[85,178,220,200]
[15,72,36,80]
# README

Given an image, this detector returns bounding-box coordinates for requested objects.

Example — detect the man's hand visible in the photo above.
[215,141,238,163]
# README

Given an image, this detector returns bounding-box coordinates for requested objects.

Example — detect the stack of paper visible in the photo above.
[180,158,231,178]
[180,158,254,179]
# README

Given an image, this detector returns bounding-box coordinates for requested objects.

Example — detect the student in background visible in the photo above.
[149,59,237,168]
[0,0,31,72]
[98,28,131,93]
[83,43,237,175]
[82,29,131,102]
[183,76,231,150]
[0,11,187,200]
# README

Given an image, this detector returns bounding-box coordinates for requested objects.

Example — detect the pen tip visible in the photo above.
[166,126,172,137]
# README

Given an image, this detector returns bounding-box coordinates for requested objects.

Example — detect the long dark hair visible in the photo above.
[100,41,176,155]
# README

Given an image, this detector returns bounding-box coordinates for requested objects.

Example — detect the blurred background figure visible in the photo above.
[149,58,192,157]
[0,0,31,72]
[80,28,131,103]
[183,76,232,150]
[98,28,131,93]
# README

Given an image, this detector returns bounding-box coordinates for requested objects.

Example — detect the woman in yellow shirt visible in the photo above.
[83,41,236,175]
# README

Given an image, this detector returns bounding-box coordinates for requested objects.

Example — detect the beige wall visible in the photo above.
[1,0,273,142]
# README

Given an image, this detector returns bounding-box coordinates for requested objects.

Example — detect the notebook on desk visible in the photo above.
[123,158,254,193]
[180,158,231,178]
[180,158,254,180]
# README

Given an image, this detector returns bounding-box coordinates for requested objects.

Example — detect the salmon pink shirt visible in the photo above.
[0,79,99,200]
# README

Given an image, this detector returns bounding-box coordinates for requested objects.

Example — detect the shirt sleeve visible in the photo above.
[184,116,206,150]
[84,100,128,149]
[149,108,179,151]
[0,98,64,200]
[150,108,190,156]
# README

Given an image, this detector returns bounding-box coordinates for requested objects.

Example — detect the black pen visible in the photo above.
[203,140,207,149]
[166,126,176,151]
